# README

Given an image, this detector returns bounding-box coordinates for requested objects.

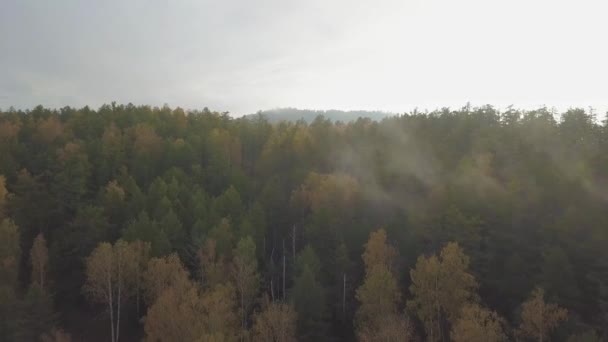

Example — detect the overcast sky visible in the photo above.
[1,0,607,116]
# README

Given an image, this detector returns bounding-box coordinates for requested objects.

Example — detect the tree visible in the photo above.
[0,280,19,341]
[157,208,185,252]
[84,240,137,342]
[450,304,507,342]
[355,230,406,341]
[362,228,397,275]
[30,233,49,288]
[0,175,7,219]
[199,283,240,341]
[51,205,112,302]
[539,246,580,308]
[101,180,128,238]
[518,287,568,342]
[0,219,20,289]
[252,299,297,342]
[294,245,322,276]
[52,142,91,217]
[407,242,478,342]
[199,238,229,288]
[355,266,402,337]
[143,280,238,342]
[143,253,190,303]
[292,263,330,341]
[16,285,56,341]
[131,240,150,316]
[213,185,244,223]
[358,314,413,342]
[143,279,202,342]
[122,211,171,257]
[208,218,235,258]
[232,236,259,333]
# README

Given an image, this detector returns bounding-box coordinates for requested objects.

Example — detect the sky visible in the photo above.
[1,0,607,116]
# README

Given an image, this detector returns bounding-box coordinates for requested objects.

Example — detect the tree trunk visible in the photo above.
[108,269,115,342]
[116,261,121,342]
[241,285,246,342]
[282,239,286,301]
[342,273,346,318]
[270,279,274,302]
[292,225,296,260]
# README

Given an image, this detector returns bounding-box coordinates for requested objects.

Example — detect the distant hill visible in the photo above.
[247,108,393,123]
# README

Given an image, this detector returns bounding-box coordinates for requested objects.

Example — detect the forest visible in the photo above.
[0,103,607,341]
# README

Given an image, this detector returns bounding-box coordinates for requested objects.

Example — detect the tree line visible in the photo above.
[0,103,606,341]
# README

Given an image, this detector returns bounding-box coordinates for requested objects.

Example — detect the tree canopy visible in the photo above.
[0,104,607,340]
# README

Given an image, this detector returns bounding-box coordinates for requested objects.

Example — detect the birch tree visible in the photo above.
[143,253,189,303]
[356,229,411,341]
[518,288,568,342]
[231,236,259,335]
[252,298,297,342]
[407,242,478,342]
[84,240,136,342]
[451,304,507,342]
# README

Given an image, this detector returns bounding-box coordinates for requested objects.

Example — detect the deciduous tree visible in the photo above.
[451,304,507,342]
[518,287,568,342]
[407,242,478,342]
[143,253,189,303]
[252,299,297,342]
[84,240,137,342]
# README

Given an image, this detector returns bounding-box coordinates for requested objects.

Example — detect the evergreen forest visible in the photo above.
[0,104,607,341]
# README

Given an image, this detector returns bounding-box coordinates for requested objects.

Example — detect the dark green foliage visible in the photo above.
[0,287,19,341]
[50,205,111,301]
[122,211,171,257]
[292,248,331,341]
[16,286,56,341]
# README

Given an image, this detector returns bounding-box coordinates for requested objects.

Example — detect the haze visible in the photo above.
[1,0,607,115]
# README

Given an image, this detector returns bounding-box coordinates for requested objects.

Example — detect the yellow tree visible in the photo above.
[199,284,239,341]
[362,228,397,275]
[252,298,297,342]
[518,287,568,342]
[198,238,229,288]
[355,229,412,341]
[358,314,413,342]
[144,280,239,342]
[30,233,49,289]
[84,240,137,342]
[451,304,507,342]
[407,242,478,342]
[35,116,63,144]
[143,253,190,303]
[355,267,401,329]
[143,281,204,342]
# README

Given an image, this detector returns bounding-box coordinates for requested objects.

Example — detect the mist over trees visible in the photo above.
[249,108,390,124]
[0,103,607,341]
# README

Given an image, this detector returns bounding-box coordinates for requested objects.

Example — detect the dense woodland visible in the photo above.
[0,103,607,341]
